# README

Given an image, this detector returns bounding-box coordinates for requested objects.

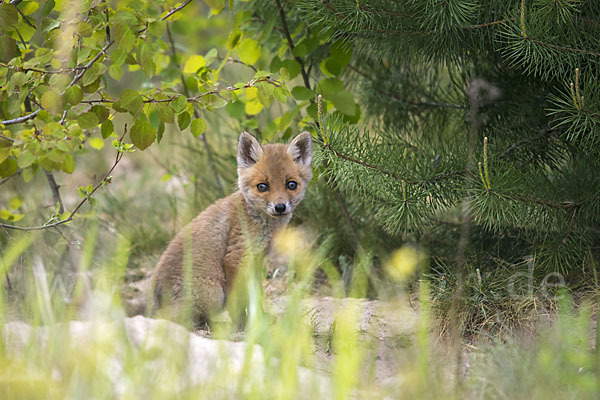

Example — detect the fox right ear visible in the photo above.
[238,132,263,168]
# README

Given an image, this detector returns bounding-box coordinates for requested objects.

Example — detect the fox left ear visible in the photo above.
[287,131,312,165]
[238,132,264,168]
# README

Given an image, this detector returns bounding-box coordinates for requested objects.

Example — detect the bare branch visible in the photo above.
[216,56,258,72]
[160,0,193,22]
[275,0,311,89]
[0,134,14,143]
[1,109,41,126]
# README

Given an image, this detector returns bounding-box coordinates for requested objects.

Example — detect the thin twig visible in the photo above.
[13,4,37,30]
[1,109,41,126]
[45,170,64,214]
[160,0,193,22]
[78,77,281,105]
[275,0,311,89]
[216,56,258,72]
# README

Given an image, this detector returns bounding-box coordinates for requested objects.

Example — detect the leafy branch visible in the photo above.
[77,76,282,105]
[0,126,132,231]
[0,0,193,127]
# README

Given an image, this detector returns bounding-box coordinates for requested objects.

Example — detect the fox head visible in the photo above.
[237,131,312,219]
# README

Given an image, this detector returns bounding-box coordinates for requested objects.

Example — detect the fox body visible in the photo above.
[152,131,312,322]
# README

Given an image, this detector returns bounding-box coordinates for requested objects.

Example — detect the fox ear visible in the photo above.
[287,131,312,165]
[238,132,263,168]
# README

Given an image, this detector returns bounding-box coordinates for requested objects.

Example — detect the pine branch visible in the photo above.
[347,65,465,110]
[524,36,600,58]
[323,143,463,186]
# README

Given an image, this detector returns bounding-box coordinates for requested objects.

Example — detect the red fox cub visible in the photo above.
[152,131,312,323]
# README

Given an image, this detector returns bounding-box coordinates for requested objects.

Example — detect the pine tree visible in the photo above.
[274,0,600,278]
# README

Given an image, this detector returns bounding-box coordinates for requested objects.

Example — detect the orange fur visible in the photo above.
[152,132,312,322]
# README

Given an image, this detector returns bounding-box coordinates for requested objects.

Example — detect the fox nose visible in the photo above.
[274,203,287,214]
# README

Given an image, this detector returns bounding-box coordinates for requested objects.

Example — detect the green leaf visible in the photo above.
[138,41,156,76]
[62,153,75,173]
[92,105,110,123]
[238,38,261,65]
[130,117,155,150]
[280,60,301,79]
[114,25,136,53]
[0,4,18,26]
[0,157,18,178]
[318,78,356,116]
[177,111,191,130]
[47,149,64,164]
[82,63,107,87]
[0,209,23,222]
[292,86,314,101]
[101,119,114,139]
[120,89,143,115]
[291,43,307,58]
[226,30,242,50]
[22,166,37,182]
[64,85,83,106]
[0,147,10,164]
[226,100,245,119]
[108,64,123,80]
[112,49,127,66]
[78,21,93,37]
[9,196,22,210]
[78,112,99,129]
[88,137,104,150]
[170,95,187,114]
[320,58,342,77]
[20,1,39,15]
[190,118,207,137]
[0,35,17,62]
[157,103,174,123]
[245,99,263,115]
[43,122,63,138]
[183,55,206,74]
[157,122,165,144]
[41,88,63,115]
[17,151,36,168]
[274,87,289,103]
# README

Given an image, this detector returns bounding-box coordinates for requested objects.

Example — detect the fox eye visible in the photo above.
[286,181,297,190]
[257,183,269,192]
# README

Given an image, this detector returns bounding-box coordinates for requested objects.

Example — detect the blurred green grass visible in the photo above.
[1,219,599,399]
